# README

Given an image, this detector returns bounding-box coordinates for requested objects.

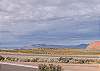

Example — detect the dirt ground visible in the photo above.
[62,64,99,71]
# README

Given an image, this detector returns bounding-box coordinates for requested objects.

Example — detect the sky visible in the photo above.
[0,0,100,48]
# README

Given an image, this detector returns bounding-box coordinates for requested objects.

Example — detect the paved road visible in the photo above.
[0,62,38,71]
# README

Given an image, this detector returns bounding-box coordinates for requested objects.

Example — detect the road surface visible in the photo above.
[0,62,38,71]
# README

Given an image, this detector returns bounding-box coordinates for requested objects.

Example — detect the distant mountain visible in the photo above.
[30,44,88,49]
[30,44,65,48]
[73,44,89,49]
[0,44,88,49]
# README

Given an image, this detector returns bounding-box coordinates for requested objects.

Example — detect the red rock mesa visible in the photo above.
[86,41,100,50]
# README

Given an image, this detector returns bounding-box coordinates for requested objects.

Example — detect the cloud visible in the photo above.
[0,0,100,47]
[0,0,100,22]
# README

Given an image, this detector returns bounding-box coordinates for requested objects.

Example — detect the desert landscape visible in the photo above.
[0,41,100,71]
[0,0,100,71]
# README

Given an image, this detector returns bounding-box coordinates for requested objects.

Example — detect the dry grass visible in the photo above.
[32,48,100,56]
[0,48,100,56]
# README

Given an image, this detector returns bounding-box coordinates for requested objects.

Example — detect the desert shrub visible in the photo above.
[5,57,18,62]
[38,64,62,71]
[0,56,5,61]
[58,57,73,63]
[77,59,91,64]
[30,58,39,62]
[6,57,12,61]
[19,58,30,62]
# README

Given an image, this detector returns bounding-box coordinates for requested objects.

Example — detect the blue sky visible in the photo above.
[0,0,100,47]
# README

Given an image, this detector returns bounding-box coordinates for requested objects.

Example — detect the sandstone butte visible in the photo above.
[86,41,100,50]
